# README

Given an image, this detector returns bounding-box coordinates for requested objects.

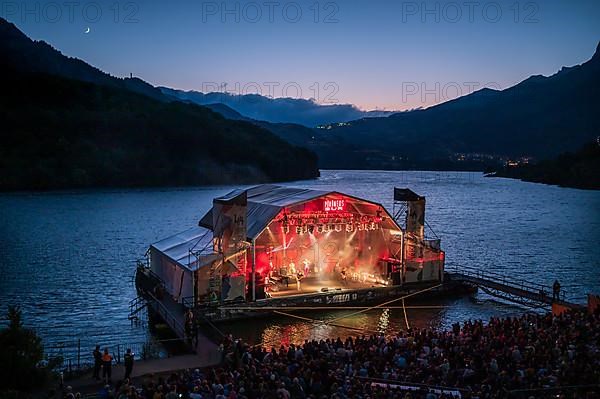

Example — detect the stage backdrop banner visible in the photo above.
[213,190,248,254]
[407,198,425,239]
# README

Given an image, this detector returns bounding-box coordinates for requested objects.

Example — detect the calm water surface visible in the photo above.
[1,171,599,355]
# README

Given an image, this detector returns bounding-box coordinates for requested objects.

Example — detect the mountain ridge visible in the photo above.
[321,41,600,166]
[159,87,395,127]
[2,16,597,175]
[0,18,319,190]
[0,18,170,101]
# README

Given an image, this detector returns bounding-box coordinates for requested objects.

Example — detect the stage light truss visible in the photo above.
[277,212,384,235]
[289,221,380,235]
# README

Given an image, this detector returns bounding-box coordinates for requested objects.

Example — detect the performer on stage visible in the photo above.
[268,264,275,279]
[296,270,304,291]
[264,274,271,297]
[302,258,310,276]
[340,268,347,286]
[279,261,289,287]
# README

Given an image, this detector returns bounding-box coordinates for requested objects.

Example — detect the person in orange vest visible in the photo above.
[101,347,113,383]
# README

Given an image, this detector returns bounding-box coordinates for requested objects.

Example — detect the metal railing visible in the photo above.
[136,261,165,285]
[44,337,189,377]
[147,292,186,339]
[446,264,566,302]
[129,296,148,319]
[181,296,226,309]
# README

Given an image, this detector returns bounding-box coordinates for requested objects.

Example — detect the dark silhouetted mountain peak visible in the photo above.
[0,17,27,40]
[324,42,600,162]
[0,17,319,190]
[0,17,166,101]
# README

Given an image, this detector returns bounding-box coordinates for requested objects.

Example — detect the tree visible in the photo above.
[0,306,46,391]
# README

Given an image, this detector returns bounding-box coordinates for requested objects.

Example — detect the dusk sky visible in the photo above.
[4,0,600,110]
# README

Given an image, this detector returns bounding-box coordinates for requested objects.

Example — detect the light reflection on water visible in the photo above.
[218,296,551,348]
[0,171,598,355]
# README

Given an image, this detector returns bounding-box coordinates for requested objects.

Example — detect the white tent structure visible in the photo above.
[149,226,214,302]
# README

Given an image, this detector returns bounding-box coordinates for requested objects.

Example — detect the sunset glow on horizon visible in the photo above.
[3,0,599,110]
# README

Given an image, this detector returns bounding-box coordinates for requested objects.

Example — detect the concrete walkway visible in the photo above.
[68,353,221,392]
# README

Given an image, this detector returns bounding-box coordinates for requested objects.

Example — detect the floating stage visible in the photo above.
[197,279,477,323]
[133,184,580,351]
[137,186,443,306]
[144,275,474,324]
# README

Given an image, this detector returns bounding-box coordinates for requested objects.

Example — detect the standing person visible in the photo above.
[303,258,310,277]
[296,270,303,292]
[101,348,113,383]
[341,268,348,286]
[553,279,561,301]
[186,308,194,326]
[185,309,194,345]
[280,261,289,287]
[264,274,271,297]
[123,348,134,380]
[192,318,199,348]
[92,345,102,380]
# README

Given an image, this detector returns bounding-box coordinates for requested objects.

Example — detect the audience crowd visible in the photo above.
[86,309,599,399]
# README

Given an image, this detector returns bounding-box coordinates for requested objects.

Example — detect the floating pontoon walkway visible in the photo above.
[446,265,582,310]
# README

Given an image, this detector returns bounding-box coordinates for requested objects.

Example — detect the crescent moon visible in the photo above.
[84,27,90,34]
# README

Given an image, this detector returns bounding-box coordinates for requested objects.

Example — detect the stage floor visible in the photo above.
[267,275,383,298]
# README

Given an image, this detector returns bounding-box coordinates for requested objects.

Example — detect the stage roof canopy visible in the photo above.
[151,185,403,271]
[150,226,219,271]
[199,184,393,240]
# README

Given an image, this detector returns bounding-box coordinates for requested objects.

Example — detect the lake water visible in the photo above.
[1,171,599,357]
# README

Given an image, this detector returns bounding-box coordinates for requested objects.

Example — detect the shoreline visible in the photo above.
[0,170,485,194]
[488,173,600,191]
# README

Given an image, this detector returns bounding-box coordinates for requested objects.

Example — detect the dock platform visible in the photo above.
[446,265,582,310]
